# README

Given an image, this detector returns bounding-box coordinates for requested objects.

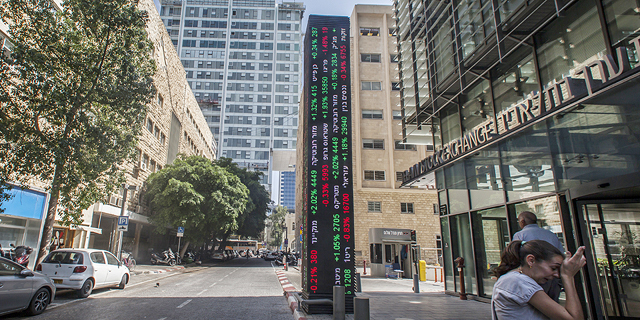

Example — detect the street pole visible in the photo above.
[116,184,128,261]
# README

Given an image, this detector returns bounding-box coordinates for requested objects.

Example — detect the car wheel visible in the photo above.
[117,274,127,289]
[26,288,50,315]
[77,279,93,298]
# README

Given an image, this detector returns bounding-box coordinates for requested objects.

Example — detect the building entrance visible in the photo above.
[579,201,640,319]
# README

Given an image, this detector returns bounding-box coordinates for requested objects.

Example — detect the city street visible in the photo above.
[5,258,292,320]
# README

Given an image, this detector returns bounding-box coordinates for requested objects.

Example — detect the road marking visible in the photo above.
[158,318,167,320]
[128,272,181,288]
[209,281,218,287]
[177,299,192,309]
[196,289,207,296]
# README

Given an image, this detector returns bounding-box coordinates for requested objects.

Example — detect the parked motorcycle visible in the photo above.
[1,244,33,267]
[150,248,177,266]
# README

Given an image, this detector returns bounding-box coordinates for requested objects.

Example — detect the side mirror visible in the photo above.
[19,269,35,277]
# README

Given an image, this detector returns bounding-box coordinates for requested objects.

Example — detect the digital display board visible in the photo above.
[301,15,354,314]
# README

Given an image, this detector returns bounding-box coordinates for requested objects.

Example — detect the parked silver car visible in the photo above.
[0,257,55,317]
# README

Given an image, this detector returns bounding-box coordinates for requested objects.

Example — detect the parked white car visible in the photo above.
[37,249,129,298]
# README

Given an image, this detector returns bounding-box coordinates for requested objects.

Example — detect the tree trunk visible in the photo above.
[36,168,62,266]
[179,241,190,259]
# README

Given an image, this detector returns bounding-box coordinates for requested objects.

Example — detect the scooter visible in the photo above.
[150,248,177,266]
[13,245,33,267]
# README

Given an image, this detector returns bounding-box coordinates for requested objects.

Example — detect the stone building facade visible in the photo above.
[349,5,440,267]
[79,0,217,259]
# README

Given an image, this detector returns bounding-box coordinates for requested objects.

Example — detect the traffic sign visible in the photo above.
[117,216,129,232]
[177,226,184,237]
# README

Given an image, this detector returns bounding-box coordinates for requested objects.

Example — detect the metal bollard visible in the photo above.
[455,257,467,300]
[413,274,420,293]
[363,260,367,275]
[354,297,370,320]
[333,286,345,320]
[284,255,287,271]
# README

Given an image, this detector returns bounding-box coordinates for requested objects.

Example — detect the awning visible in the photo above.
[75,225,102,234]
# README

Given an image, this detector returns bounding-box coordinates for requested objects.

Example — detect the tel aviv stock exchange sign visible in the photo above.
[302,15,355,314]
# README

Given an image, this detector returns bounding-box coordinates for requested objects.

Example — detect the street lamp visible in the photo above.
[116,184,138,260]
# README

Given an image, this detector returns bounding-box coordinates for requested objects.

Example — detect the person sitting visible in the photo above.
[492,240,586,320]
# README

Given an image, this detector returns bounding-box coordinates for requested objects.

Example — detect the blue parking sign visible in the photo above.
[177,227,185,233]
[117,216,129,232]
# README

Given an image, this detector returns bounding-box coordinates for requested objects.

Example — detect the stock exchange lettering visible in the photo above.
[303,15,354,309]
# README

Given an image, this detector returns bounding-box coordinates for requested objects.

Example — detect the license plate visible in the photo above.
[53,279,63,284]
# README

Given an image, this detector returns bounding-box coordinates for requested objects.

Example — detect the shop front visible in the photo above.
[399,0,640,316]
[0,185,48,269]
[369,228,417,278]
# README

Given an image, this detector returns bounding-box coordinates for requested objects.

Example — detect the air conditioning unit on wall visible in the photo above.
[109,195,119,206]
[140,162,147,171]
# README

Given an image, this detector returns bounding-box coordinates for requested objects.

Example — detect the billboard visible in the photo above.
[301,15,354,314]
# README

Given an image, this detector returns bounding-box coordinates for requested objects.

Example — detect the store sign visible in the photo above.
[403,36,640,184]
[302,15,355,305]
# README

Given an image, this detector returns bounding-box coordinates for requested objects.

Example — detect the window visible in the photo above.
[360,53,381,63]
[368,201,382,212]
[401,203,414,214]
[157,94,163,107]
[362,110,383,119]
[391,82,401,91]
[392,110,402,120]
[363,139,384,149]
[90,252,105,264]
[388,28,396,36]
[390,54,399,63]
[160,133,166,145]
[394,140,417,150]
[364,170,385,181]
[146,118,153,132]
[396,172,404,181]
[360,27,380,36]
[153,126,160,139]
[105,252,119,265]
[361,81,381,90]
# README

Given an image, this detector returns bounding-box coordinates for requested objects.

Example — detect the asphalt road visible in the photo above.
[6,258,292,320]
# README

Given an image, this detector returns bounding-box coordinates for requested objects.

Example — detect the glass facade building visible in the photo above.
[279,170,295,210]
[395,0,640,318]
[159,0,304,187]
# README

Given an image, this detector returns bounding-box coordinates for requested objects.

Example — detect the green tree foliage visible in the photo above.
[145,156,249,245]
[215,158,270,239]
[0,0,156,263]
[269,205,288,248]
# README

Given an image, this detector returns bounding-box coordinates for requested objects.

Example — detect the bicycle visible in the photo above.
[121,251,136,271]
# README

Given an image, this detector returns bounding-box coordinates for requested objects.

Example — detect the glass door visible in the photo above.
[582,202,640,319]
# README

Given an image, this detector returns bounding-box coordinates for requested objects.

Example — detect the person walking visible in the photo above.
[492,240,587,320]
[513,211,564,301]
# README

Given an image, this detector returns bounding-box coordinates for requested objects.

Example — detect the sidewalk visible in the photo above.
[129,263,186,275]
[277,266,492,320]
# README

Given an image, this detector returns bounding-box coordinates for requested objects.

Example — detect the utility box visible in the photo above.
[419,260,427,281]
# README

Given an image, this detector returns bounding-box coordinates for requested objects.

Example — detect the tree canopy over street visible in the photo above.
[269,205,288,248]
[0,0,156,264]
[215,158,270,240]
[145,156,249,247]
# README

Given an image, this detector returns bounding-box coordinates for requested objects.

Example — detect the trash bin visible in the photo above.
[419,260,426,282]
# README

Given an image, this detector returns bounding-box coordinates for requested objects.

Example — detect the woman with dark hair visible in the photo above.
[491,240,586,320]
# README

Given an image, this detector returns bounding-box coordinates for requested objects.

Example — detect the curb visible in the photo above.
[275,269,307,320]
[131,265,185,275]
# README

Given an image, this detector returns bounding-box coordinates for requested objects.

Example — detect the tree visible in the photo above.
[269,205,288,248]
[0,0,156,264]
[145,156,249,250]
[215,158,270,240]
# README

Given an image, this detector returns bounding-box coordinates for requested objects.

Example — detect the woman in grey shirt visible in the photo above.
[491,240,586,320]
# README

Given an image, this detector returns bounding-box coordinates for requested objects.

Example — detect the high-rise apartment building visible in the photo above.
[158,0,304,187]
[395,0,640,315]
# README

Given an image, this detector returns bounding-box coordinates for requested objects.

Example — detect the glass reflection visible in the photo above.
[465,149,505,208]
[451,213,477,295]
[547,78,640,191]
[472,206,508,297]
[500,123,555,201]
[441,217,455,291]
[461,79,495,137]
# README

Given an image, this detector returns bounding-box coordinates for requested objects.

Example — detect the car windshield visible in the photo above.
[44,251,83,264]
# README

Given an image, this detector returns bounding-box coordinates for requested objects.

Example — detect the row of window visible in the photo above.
[360,53,399,63]
[367,201,414,213]
[364,170,415,182]
[359,27,396,37]
[362,110,403,120]
[361,81,400,91]
[363,139,418,151]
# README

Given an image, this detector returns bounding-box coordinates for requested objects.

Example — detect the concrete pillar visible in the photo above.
[133,223,143,258]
